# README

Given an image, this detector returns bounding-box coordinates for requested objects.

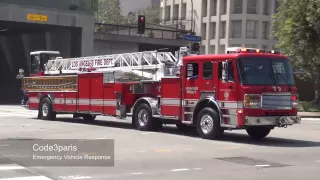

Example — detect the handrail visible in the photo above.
[94,23,189,40]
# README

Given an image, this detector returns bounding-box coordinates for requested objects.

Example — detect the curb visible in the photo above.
[301,116,320,118]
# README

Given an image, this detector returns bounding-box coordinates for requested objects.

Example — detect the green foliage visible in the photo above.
[94,0,127,24]
[126,6,161,26]
[299,101,320,112]
[272,0,320,80]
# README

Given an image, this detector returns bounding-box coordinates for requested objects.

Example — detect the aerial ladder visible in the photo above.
[44,47,190,81]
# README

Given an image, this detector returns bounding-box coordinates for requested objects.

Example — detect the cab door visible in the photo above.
[183,62,201,101]
[217,60,239,125]
[182,62,201,122]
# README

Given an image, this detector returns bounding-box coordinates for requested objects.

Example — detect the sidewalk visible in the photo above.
[298,112,320,118]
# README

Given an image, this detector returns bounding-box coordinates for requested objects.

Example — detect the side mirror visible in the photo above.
[222,61,228,82]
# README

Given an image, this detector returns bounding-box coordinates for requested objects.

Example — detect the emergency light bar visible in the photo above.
[226,47,280,54]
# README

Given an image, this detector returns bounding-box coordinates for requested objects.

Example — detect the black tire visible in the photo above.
[133,103,162,131]
[38,97,56,120]
[196,107,224,139]
[82,114,96,121]
[246,127,271,140]
[176,124,195,133]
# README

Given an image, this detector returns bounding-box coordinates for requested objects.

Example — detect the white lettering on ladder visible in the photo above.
[70,59,114,69]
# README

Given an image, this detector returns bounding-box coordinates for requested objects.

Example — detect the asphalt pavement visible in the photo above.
[0,105,319,180]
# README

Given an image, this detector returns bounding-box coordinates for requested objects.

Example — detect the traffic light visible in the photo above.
[138,15,145,34]
[191,42,200,52]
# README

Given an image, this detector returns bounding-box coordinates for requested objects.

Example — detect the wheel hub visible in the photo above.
[42,103,49,116]
[138,109,148,126]
[200,115,213,134]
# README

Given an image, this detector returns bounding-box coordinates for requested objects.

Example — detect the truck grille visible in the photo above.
[262,94,292,110]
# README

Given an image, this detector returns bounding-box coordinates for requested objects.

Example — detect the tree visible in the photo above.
[125,6,160,26]
[94,0,126,24]
[272,0,320,105]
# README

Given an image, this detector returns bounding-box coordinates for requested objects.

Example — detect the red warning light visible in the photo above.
[140,17,145,22]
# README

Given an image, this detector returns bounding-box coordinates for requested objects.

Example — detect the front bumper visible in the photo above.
[245,116,301,126]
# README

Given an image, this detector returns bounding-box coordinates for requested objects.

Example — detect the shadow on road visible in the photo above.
[29,117,320,148]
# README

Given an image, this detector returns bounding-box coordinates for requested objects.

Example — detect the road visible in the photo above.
[0,105,319,180]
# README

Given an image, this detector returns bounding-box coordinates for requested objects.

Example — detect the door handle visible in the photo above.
[228,86,233,89]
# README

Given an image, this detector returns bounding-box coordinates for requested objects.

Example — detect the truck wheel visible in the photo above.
[133,103,162,131]
[39,97,56,120]
[196,107,223,139]
[82,114,96,121]
[246,127,271,140]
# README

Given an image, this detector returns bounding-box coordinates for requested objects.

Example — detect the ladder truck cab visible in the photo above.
[18,47,301,141]
[29,51,61,76]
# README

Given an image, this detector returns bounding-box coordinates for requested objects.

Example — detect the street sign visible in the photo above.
[183,34,201,42]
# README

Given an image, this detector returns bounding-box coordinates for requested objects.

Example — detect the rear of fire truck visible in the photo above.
[223,48,301,140]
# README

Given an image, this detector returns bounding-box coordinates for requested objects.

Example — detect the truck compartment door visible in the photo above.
[90,74,103,113]
[77,75,90,112]
[160,78,181,117]
[103,84,116,115]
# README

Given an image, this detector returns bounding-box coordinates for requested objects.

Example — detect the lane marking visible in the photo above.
[183,149,193,151]
[59,175,92,180]
[131,172,142,175]
[155,149,171,152]
[316,160,320,163]
[0,176,54,180]
[193,168,202,170]
[171,168,189,172]
[254,164,270,167]
[302,118,320,121]
[137,150,147,153]
[0,165,26,170]
[0,144,10,147]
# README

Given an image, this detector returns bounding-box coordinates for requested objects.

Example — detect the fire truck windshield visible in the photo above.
[237,56,295,85]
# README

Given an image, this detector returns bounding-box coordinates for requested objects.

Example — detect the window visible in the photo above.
[237,57,295,85]
[263,0,270,15]
[186,63,199,78]
[203,62,213,79]
[233,0,243,14]
[220,21,226,38]
[218,61,235,81]
[30,55,40,74]
[246,20,257,38]
[231,20,242,38]
[262,21,270,39]
[274,0,280,13]
[247,0,257,14]
[220,0,226,14]
[181,3,187,19]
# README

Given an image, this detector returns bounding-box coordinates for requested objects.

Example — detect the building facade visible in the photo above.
[160,0,280,54]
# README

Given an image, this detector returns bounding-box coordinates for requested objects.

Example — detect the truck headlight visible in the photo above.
[244,94,261,108]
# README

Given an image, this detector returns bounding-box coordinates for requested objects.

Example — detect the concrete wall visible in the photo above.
[94,40,139,55]
[0,3,94,56]
[0,0,94,13]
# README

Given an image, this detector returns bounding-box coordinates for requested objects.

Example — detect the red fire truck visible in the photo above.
[17,47,301,140]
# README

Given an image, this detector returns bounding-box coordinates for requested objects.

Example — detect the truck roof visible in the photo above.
[183,53,288,62]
